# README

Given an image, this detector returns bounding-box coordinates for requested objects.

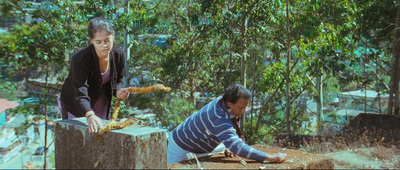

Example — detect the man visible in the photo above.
[167,84,287,164]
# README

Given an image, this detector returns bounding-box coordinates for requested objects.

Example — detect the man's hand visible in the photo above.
[224,149,237,158]
[265,152,287,163]
[116,88,130,100]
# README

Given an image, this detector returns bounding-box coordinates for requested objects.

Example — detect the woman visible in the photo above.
[58,17,130,133]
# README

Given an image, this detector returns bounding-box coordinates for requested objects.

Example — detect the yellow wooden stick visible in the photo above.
[99,119,135,135]
[99,84,171,134]
[111,100,122,121]
[111,84,171,121]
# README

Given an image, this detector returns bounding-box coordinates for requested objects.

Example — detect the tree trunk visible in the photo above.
[375,41,382,114]
[316,75,323,135]
[285,0,291,134]
[364,47,367,113]
[187,5,196,109]
[44,64,49,169]
[188,53,196,107]
[123,0,130,87]
[229,54,232,85]
[250,53,257,137]
[389,0,400,115]
[239,11,249,132]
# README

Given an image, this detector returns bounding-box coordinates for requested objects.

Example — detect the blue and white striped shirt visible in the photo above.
[172,96,268,161]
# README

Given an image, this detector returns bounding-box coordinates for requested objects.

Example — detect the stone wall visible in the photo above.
[274,133,333,149]
[340,113,400,144]
[274,114,400,148]
[55,118,167,169]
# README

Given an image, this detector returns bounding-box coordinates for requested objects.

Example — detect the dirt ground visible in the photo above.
[168,144,334,169]
[323,145,400,169]
[168,144,400,169]
[168,114,400,169]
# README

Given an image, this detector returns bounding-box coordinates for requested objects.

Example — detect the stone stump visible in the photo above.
[55,117,167,169]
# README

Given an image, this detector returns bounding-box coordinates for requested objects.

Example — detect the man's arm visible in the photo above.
[210,119,286,162]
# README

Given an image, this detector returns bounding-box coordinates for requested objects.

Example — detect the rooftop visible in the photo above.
[339,90,389,99]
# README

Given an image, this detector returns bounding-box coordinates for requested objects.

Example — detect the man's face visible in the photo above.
[227,98,249,117]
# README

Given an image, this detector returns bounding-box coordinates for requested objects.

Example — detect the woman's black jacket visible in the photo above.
[60,45,125,118]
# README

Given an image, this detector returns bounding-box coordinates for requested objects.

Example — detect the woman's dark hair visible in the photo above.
[222,84,252,104]
[87,17,115,45]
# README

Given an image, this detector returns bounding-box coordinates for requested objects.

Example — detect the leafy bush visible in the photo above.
[0,81,22,101]
[110,97,130,119]
[243,118,275,145]
[128,92,155,110]
[323,77,340,104]
[153,93,195,131]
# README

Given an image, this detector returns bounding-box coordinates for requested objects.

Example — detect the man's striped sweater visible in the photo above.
[171,96,268,161]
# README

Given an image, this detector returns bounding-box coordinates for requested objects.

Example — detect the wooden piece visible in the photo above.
[99,84,171,134]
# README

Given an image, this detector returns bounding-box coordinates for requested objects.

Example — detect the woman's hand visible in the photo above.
[265,152,287,163]
[86,111,103,133]
[116,88,130,100]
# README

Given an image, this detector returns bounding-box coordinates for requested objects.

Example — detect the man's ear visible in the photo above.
[226,102,232,108]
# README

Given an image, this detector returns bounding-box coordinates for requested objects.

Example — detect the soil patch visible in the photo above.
[323,146,400,169]
[168,144,334,169]
[169,114,400,169]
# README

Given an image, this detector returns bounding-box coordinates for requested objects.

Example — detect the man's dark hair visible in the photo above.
[222,84,251,104]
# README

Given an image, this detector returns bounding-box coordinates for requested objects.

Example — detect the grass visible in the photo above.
[46,151,55,169]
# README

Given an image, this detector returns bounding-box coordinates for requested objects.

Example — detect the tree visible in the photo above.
[1,0,397,154]
[387,0,400,115]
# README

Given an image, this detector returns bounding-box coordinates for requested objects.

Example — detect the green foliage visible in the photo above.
[128,93,153,110]
[0,0,396,146]
[110,97,130,119]
[323,77,340,104]
[12,103,43,120]
[0,81,20,101]
[153,93,195,131]
[244,117,275,145]
[14,120,34,136]
[325,112,341,124]
[0,0,25,20]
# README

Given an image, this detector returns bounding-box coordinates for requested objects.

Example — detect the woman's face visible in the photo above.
[91,30,114,58]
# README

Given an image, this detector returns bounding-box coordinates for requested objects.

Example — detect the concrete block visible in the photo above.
[55,117,167,169]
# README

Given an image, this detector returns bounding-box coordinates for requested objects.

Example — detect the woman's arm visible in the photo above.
[71,54,93,117]
[113,47,126,96]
